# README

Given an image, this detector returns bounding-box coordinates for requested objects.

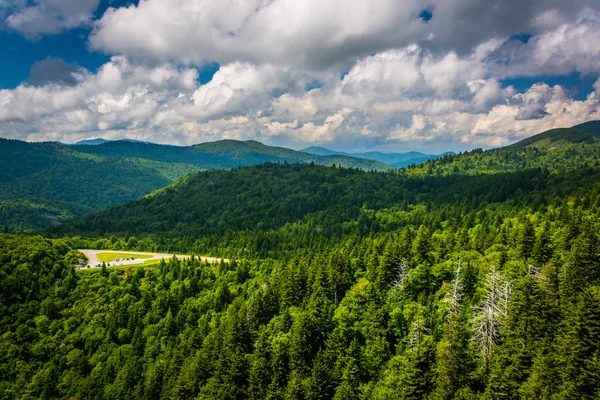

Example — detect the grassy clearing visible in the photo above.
[78,259,165,274]
[96,252,153,263]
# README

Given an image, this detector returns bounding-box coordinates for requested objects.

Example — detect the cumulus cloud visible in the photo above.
[494,10,600,77]
[2,0,600,152]
[0,56,198,136]
[2,51,599,151]
[2,0,100,39]
[88,0,593,70]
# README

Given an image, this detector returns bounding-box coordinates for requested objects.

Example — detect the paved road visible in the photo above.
[78,249,225,269]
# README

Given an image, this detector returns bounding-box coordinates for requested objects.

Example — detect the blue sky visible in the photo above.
[1,0,599,153]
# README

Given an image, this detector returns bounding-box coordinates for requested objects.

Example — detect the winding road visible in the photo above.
[78,249,225,268]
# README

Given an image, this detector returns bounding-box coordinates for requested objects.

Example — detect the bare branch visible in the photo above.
[390,259,409,290]
[473,266,512,367]
[408,318,431,349]
[443,259,463,316]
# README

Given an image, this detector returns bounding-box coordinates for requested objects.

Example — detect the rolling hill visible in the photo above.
[0,138,391,232]
[7,121,600,399]
[57,122,600,256]
[74,139,393,171]
[72,138,152,145]
[574,120,600,137]
[301,146,452,168]
[407,125,600,176]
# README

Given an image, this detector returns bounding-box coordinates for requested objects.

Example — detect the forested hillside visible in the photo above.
[3,167,600,397]
[75,140,392,171]
[2,124,600,399]
[406,126,600,176]
[0,139,390,232]
[58,124,600,258]
[574,120,600,137]
[58,162,591,258]
[300,146,452,168]
[0,139,203,232]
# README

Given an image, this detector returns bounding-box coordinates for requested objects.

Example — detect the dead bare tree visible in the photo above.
[443,260,463,316]
[390,258,409,290]
[473,266,511,367]
[408,318,431,349]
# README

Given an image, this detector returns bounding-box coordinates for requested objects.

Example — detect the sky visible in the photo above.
[1,0,600,153]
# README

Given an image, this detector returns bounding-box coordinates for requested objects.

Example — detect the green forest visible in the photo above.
[2,124,600,399]
[0,138,389,233]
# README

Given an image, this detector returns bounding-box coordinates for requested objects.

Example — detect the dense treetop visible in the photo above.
[0,139,390,232]
[58,124,600,258]
[2,123,600,398]
[74,140,392,171]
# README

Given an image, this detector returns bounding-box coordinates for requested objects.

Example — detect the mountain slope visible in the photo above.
[72,138,152,145]
[74,139,393,171]
[56,123,600,255]
[407,126,600,176]
[574,120,600,137]
[57,158,600,258]
[7,124,600,399]
[508,127,597,148]
[0,139,391,232]
[0,139,204,232]
[300,146,451,168]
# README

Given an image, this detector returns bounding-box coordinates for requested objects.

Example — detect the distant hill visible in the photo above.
[56,121,600,255]
[73,138,110,145]
[57,148,600,256]
[301,146,347,156]
[506,127,597,150]
[0,138,391,232]
[0,139,203,232]
[300,146,452,168]
[573,120,600,137]
[74,140,393,171]
[56,162,553,252]
[407,125,600,176]
[72,138,153,145]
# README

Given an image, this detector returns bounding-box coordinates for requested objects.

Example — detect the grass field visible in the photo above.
[96,252,153,263]
[78,257,173,274]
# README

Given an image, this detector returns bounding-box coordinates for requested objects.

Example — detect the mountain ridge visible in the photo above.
[300,146,453,168]
[0,138,392,232]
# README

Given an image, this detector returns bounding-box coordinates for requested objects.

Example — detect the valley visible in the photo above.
[0,138,392,232]
[3,2,600,397]
[2,122,600,399]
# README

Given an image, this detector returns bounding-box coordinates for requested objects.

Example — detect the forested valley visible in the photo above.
[0,138,388,233]
[2,125,600,399]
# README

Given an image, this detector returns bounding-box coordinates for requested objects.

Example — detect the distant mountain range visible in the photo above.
[0,139,391,232]
[300,146,454,168]
[3,121,599,233]
[72,139,392,171]
[57,121,600,245]
[71,138,152,145]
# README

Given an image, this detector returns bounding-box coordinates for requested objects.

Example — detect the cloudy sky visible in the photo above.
[1,0,600,152]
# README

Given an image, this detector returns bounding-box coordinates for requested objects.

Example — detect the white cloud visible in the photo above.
[2,0,100,39]
[0,56,199,138]
[494,10,600,77]
[2,3,600,152]
[89,0,425,69]
[88,0,593,70]
[2,47,600,151]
